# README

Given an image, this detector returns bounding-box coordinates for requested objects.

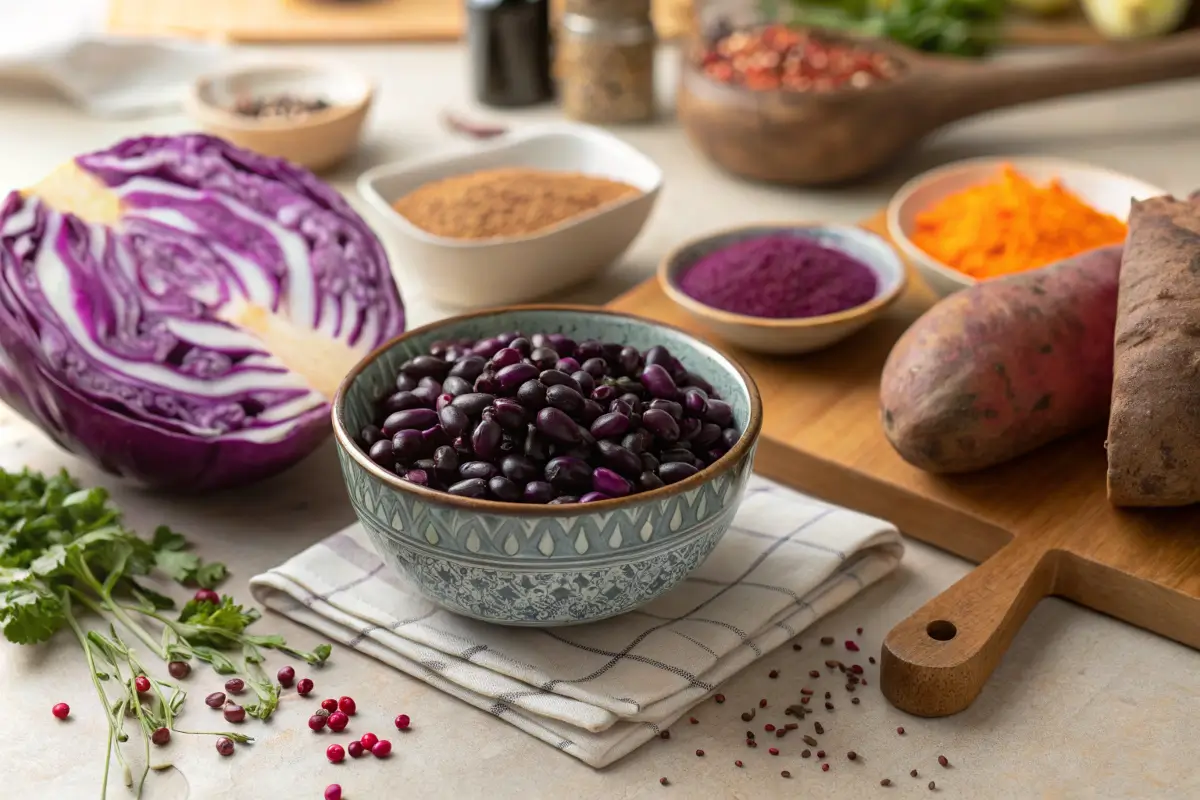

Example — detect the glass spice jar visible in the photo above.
[466,0,554,108]
[556,0,656,124]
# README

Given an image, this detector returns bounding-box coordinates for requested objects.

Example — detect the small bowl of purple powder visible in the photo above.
[657,224,907,355]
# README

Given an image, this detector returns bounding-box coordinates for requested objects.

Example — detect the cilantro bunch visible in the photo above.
[0,468,331,798]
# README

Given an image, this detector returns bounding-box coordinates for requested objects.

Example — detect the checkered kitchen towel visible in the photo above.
[249,475,903,768]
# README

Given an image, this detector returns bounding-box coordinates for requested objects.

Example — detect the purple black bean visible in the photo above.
[357,334,741,504]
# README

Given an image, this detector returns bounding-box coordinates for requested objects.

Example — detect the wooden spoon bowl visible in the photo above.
[677,30,1200,187]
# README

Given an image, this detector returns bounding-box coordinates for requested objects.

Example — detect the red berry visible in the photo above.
[193,589,219,604]
[822,763,830,772]
[134,675,151,693]
[52,703,70,720]
[327,711,349,732]
[225,678,245,694]
[326,744,345,763]
[360,732,379,750]
[205,692,226,708]
[394,713,410,731]
[152,727,171,746]
[347,741,365,758]
[371,739,392,758]
[845,640,860,652]
[277,666,295,687]
[167,661,190,679]
[223,704,246,723]
[308,714,328,731]
[215,736,235,756]
[321,698,338,712]
[297,678,314,696]
[769,747,779,756]
[338,696,356,716]
[325,785,342,800]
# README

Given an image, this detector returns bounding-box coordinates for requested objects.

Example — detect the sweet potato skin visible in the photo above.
[880,246,1122,474]
[1107,196,1200,507]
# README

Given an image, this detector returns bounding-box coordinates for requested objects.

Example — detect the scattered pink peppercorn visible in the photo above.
[321,698,338,712]
[224,704,246,724]
[324,785,342,800]
[134,675,151,693]
[205,692,226,708]
[394,713,411,731]
[193,589,220,604]
[769,747,779,756]
[297,678,314,696]
[225,678,245,694]
[897,727,906,735]
[52,703,70,720]
[714,694,725,703]
[338,696,357,716]
[371,739,392,758]
[360,732,379,750]
[151,727,171,746]
[215,736,235,757]
[327,744,346,763]
[308,714,328,731]
[167,661,191,679]
[845,640,860,652]
[856,627,864,635]
[327,711,349,733]
[822,763,830,772]
[347,741,365,758]
[277,666,295,687]
[735,760,744,767]
[764,724,776,732]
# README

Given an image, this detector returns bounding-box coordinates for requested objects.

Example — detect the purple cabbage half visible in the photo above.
[0,134,404,491]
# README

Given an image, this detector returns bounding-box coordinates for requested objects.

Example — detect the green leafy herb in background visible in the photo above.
[0,468,331,798]
[773,0,1007,57]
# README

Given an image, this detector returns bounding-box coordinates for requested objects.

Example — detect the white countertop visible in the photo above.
[2,43,1199,800]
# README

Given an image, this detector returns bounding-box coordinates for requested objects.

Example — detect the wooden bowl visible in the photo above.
[184,61,373,172]
[658,223,908,355]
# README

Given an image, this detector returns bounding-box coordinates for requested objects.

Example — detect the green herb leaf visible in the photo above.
[151,525,187,552]
[192,561,229,589]
[155,549,201,584]
[0,586,66,644]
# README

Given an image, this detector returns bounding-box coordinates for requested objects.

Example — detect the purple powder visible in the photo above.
[678,234,879,319]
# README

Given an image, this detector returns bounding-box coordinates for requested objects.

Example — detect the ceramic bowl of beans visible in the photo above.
[332,306,762,626]
[657,223,908,355]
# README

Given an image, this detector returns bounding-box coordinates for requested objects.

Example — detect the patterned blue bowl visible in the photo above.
[332,306,763,626]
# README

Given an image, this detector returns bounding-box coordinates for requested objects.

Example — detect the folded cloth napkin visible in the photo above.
[250,475,904,768]
[0,0,226,117]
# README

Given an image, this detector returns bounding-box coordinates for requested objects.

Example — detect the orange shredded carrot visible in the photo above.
[911,166,1128,279]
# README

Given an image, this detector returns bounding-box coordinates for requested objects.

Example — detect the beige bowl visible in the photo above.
[184,61,373,172]
[658,223,908,356]
[887,156,1166,297]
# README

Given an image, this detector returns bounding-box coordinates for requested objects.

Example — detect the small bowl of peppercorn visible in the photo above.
[184,60,374,172]
[332,305,762,626]
[658,223,908,356]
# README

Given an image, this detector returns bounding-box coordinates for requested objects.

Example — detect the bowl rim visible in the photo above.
[184,59,376,133]
[355,123,665,249]
[886,155,1168,290]
[656,222,908,329]
[332,304,764,518]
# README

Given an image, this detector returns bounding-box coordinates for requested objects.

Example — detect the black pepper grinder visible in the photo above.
[466,0,554,108]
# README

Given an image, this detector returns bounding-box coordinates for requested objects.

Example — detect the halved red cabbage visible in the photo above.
[0,134,404,491]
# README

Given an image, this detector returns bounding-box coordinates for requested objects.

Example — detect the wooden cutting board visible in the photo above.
[607,212,1200,718]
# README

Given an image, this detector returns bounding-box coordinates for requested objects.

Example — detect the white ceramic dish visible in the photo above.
[887,157,1166,297]
[357,124,662,309]
[658,223,907,356]
[185,60,374,172]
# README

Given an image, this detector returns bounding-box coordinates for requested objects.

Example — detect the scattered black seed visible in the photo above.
[660,730,670,740]
[846,684,856,692]
[695,749,704,757]
[746,731,755,740]
[869,656,877,665]
[781,771,791,779]
[814,722,824,735]
[852,697,861,705]
[801,749,811,759]
[820,636,834,645]
[792,644,802,651]
[741,709,756,722]
[759,698,768,709]
[881,778,892,787]
[847,751,858,761]
[769,670,779,679]
[929,781,936,791]
[938,755,949,768]
[911,769,919,778]
[660,777,669,786]
[715,694,725,704]
[825,692,832,700]
[786,705,805,717]
[825,702,835,711]
[802,735,818,747]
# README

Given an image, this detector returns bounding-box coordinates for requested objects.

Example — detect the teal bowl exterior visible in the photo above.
[333,306,762,626]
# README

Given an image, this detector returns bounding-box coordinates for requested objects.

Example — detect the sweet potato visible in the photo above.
[880,246,1123,474]
[1107,195,1200,507]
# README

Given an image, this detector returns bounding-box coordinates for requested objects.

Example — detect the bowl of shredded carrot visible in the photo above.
[886,157,1166,297]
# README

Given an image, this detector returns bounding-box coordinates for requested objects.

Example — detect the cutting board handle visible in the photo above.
[879,537,1060,717]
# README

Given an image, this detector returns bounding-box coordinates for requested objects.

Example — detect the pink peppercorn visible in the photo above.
[845,640,860,652]
[327,744,345,763]
[325,785,342,800]
[52,703,70,720]
[371,739,392,758]
[394,713,411,731]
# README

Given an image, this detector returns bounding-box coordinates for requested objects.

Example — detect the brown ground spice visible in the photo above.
[391,167,640,240]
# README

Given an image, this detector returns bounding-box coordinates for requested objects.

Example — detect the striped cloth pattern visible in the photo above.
[249,475,904,767]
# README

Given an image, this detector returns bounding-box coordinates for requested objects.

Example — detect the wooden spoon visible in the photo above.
[677,30,1200,186]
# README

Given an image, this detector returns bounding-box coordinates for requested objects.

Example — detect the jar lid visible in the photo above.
[563,0,651,20]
